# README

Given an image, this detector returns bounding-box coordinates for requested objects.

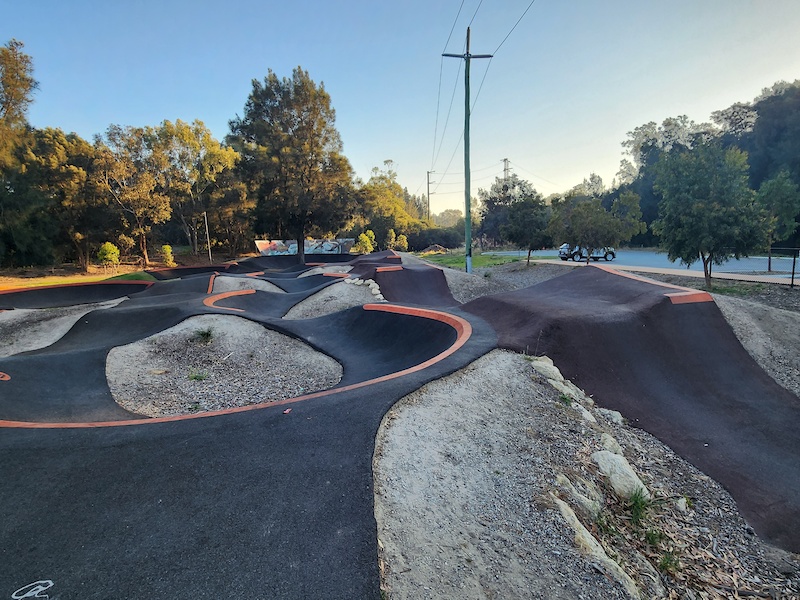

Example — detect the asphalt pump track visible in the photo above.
[0,254,798,598]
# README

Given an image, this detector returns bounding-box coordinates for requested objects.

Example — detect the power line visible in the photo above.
[468,0,484,27]
[431,0,467,169]
[443,0,465,52]
[493,0,538,54]
[470,0,538,114]
[509,160,561,187]
[432,60,463,169]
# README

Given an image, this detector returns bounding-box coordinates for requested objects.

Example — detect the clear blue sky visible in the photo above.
[4,0,800,213]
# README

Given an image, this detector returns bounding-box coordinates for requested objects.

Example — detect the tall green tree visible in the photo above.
[95,125,172,265]
[207,169,255,258]
[653,142,766,287]
[500,196,551,265]
[0,39,37,169]
[228,67,355,262]
[0,39,41,265]
[355,162,417,249]
[755,169,800,270]
[26,128,117,270]
[477,173,539,246]
[153,119,239,254]
[0,131,59,266]
[549,191,644,263]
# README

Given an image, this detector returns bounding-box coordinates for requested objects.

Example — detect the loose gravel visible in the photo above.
[107,314,342,417]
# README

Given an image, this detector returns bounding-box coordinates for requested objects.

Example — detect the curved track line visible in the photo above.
[0,304,472,429]
[592,264,713,303]
[202,289,255,312]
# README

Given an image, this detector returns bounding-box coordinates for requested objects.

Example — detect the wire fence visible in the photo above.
[721,247,799,287]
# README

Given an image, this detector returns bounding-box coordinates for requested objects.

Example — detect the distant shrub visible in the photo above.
[161,244,177,267]
[97,242,120,269]
[395,234,409,252]
[353,232,374,254]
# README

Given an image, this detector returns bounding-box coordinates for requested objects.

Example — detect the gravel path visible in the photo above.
[375,259,800,599]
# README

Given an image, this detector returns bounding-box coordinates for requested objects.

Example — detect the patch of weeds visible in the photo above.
[682,495,694,509]
[658,550,681,575]
[709,282,765,297]
[594,511,619,536]
[627,488,652,526]
[188,401,201,411]
[192,328,213,344]
[188,369,208,381]
[644,527,664,547]
[483,271,491,278]
[558,393,572,406]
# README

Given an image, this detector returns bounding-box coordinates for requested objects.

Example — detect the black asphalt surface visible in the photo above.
[464,266,800,552]
[0,253,496,599]
[2,257,799,599]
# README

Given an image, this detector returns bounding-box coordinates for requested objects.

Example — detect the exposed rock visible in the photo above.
[601,432,624,455]
[551,494,641,599]
[531,358,564,382]
[591,450,651,500]
[596,407,625,425]
[556,473,601,519]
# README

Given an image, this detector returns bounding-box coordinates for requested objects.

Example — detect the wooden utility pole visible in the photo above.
[444,28,492,273]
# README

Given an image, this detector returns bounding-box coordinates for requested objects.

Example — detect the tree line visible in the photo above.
[0,40,446,269]
[4,37,799,278]
[470,79,800,285]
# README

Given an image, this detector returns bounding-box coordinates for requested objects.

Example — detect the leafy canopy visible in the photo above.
[228,67,355,261]
[653,141,767,286]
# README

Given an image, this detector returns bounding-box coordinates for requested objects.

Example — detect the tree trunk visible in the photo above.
[295,224,306,264]
[702,253,712,288]
[140,232,150,266]
[527,248,532,266]
[72,236,89,273]
[179,214,198,255]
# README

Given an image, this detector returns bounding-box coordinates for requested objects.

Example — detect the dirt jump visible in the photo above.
[0,252,797,598]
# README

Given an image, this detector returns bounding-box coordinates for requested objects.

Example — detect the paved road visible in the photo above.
[488,248,799,284]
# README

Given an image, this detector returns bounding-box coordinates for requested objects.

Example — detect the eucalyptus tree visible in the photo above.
[95,125,171,265]
[153,119,238,254]
[500,195,550,264]
[0,39,37,168]
[548,191,644,264]
[228,67,355,262]
[477,173,539,246]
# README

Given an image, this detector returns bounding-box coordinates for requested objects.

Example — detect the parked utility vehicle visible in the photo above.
[558,243,616,261]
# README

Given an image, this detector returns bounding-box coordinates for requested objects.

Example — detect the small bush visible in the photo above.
[192,328,213,344]
[627,488,652,526]
[395,234,409,252]
[161,244,177,267]
[188,369,208,381]
[353,232,374,254]
[97,242,120,269]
